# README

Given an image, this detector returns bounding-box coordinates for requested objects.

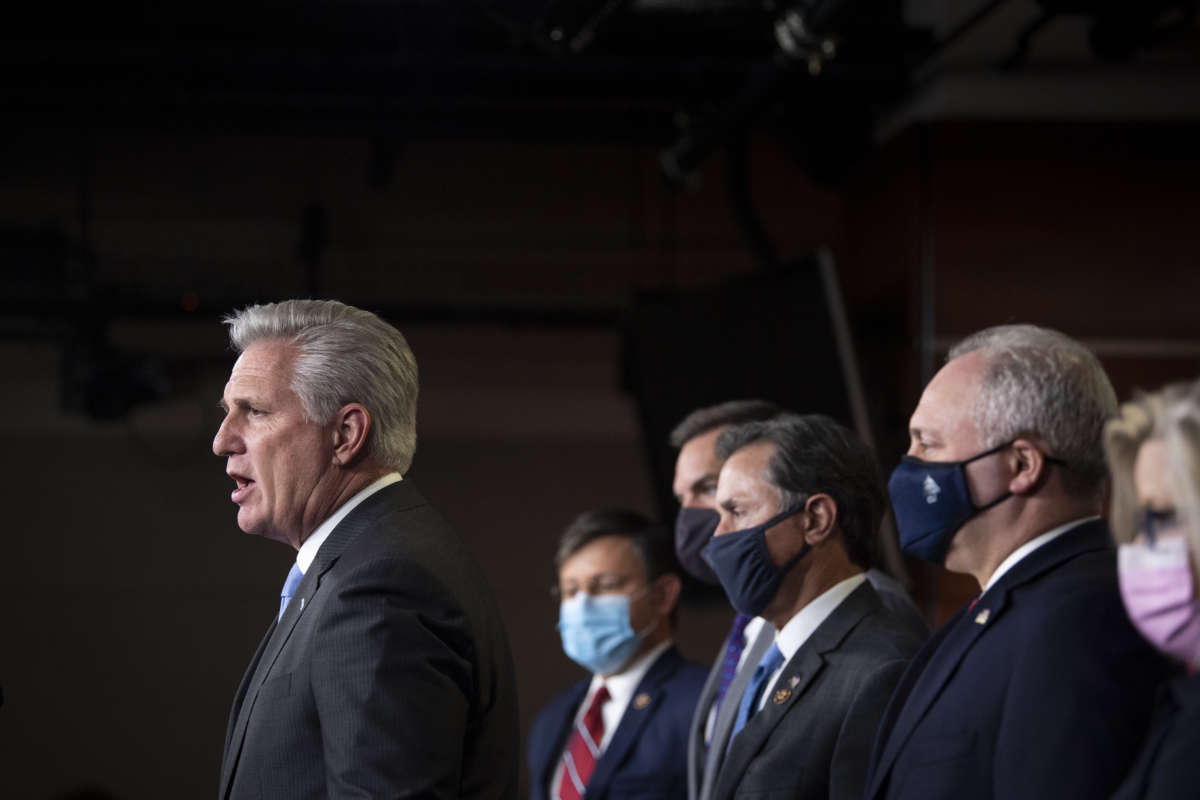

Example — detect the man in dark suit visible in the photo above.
[212,299,518,799]
[866,324,1175,800]
[670,402,927,800]
[701,415,922,800]
[527,509,706,800]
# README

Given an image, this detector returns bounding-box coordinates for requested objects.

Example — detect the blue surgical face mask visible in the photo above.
[558,593,646,675]
[888,440,1021,563]
[700,505,810,618]
[675,506,721,585]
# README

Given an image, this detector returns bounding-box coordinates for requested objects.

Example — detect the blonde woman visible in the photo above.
[1106,379,1199,799]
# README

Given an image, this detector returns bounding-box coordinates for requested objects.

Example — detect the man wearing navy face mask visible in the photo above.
[865,324,1174,800]
[701,414,921,800]
[527,509,707,800]
[672,402,928,800]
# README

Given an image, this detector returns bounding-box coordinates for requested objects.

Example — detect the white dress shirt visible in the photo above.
[982,516,1099,593]
[548,639,673,800]
[295,472,403,574]
[758,572,868,710]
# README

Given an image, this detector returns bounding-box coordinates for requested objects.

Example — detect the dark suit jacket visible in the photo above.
[866,518,1175,800]
[1112,674,1200,800]
[709,581,921,800]
[219,480,519,800]
[528,646,707,800]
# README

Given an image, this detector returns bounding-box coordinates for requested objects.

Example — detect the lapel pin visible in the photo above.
[974,608,990,625]
[299,598,305,612]
[788,675,800,688]
[772,688,791,705]
[633,693,651,710]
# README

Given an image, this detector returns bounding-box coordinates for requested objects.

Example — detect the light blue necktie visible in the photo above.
[279,563,304,621]
[728,643,785,748]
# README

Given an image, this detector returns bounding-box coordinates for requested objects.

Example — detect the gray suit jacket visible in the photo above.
[218,480,519,800]
[687,617,775,800]
[709,582,921,800]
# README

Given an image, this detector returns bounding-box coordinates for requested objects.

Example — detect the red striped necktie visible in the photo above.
[557,685,611,800]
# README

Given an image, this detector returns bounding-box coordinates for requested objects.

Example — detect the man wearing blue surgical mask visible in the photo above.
[527,509,707,800]
[865,324,1173,800]
[702,414,922,800]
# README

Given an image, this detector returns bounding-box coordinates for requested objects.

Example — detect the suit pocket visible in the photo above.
[892,730,979,797]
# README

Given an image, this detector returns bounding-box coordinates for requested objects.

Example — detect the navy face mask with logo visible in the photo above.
[700,505,810,618]
[674,506,721,585]
[888,440,1027,563]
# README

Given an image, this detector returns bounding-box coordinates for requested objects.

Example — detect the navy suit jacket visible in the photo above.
[528,646,706,800]
[865,518,1175,800]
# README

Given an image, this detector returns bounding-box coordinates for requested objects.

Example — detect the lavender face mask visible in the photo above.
[1118,534,1200,668]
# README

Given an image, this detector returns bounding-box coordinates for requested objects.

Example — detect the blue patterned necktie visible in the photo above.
[728,643,785,748]
[279,563,304,621]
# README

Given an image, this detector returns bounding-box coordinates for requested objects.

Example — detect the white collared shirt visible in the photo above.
[295,472,403,574]
[548,640,673,800]
[981,516,1099,593]
[758,572,868,710]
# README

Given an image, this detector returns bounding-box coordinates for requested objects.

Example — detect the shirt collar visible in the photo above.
[773,573,867,661]
[587,639,672,706]
[296,472,402,574]
[982,515,1099,592]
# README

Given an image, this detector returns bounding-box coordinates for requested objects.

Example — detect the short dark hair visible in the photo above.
[669,399,785,448]
[555,508,679,580]
[715,414,884,569]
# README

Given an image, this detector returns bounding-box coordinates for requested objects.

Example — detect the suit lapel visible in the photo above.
[689,638,728,800]
[866,519,1113,798]
[219,615,277,797]
[700,621,774,799]
[537,682,590,799]
[715,583,878,800]
[586,647,683,800]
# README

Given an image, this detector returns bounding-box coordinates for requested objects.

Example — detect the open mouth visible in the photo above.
[229,473,255,502]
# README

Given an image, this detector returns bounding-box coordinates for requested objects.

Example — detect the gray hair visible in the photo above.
[224,299,419,473]
[949,324,1117,497]
[1105,379,1200,555]
[715,414,884,569]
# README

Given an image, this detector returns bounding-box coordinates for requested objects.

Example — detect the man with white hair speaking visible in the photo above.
[212,300,518,800]
[865,324,1174,800]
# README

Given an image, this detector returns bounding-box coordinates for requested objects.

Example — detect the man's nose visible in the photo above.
[213,416,240,456]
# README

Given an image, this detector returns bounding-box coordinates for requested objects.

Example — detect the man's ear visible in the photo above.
[331,403,372,466]
[653,573,683,619]
[802,494,838,545]
[1009,438,1048,495]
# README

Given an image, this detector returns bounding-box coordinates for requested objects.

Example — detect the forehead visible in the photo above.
[224,339,296,398]
[910,350,987,441]
[717,440,775,496]
[676,428,725,477]
[559,535,645,579]
[1133,439,1172,508]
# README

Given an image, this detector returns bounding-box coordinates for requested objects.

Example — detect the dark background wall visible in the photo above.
[3,1,1200,796]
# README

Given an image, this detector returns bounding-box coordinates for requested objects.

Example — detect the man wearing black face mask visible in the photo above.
[700,414,922,800]
[865,324,1174,800]
[670,400,788,800]
[671,400,927,800]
